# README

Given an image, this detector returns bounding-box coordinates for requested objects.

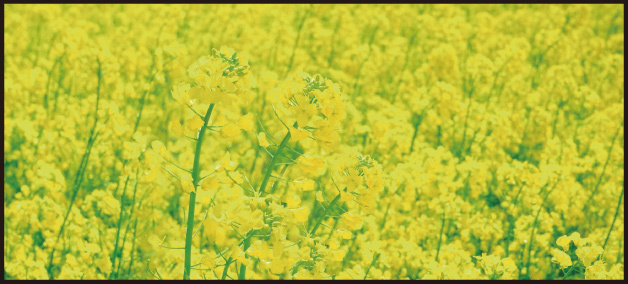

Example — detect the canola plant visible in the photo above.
[3,4,624,280]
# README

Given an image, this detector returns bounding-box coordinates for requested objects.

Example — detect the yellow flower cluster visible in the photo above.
[551,232,623,279]
[4,4,623,280]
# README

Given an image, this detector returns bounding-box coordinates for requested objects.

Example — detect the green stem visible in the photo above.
[525,180,560,278]
[408,122,419,154]
[562,260,578,279]
[184,103,215,280]
[184,192,197,280]
[311,194,341,236]
[341,233,357,269]
[583,125,621,213]
[351,27,378,102]
[259,131,291,195]
[126,218,139,277]
[270,164,290,194]
[115,171,140,278]
[110,175,130,279]
[379,203,391,230]
[238,233,253,280]
[364,253,380,280]
[435,212,446,261]
[221,257,233,280]
[458,93,473,158]
[285,8,308,76]
[602,186,624,252]
[47,61,101,279]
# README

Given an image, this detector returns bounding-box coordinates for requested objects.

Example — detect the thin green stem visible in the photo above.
[311,194,341,236]
[259,130,291,195]
[239,125,295,279]
[126,218,139,277]
[525,179,560,278]
[115,171,140,278]
[435,212,446,261]
[562,260,578,280]
[408,122,420,154]
[221,257,233,280]
[238,233,253,280]
[364,253,380,280]
[184,103,215,280]
[47,60,102,279]
[583,125,621,213]
[285,8,309,76]
[602,186,624,252]
[270,164,290,194]
[110,175,130,279]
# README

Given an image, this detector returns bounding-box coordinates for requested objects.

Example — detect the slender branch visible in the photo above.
[259,130,292,195]
[364,253,380,280]
[169,161,192,173]
[47,60,102,279]
[602,186,624,252]
[583,125,621,212]
[109,175,131,279]
[311,194,341,235]
[186,103,205,120]
[184,103,215,280]
[435,212,446,261]
[524,179,561,277]
[221,257,233,280]
[161,165,181,181]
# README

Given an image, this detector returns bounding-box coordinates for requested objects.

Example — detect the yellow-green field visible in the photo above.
[3,4,624,280]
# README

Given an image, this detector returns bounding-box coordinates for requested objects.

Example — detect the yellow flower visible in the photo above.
[188,86,214,105]
[585,260,608,280]
[220,122,241,138]
[316,191,325,202]
[296,155,324,175]
[340,212,362,230]
[231,246,250,266]
[237,113,255,132]
[327,239,340,250]
[340,190,354,202]
[171,82,191,105]
[249,209,265,230]
[337,229,352,240]
[201,176,219,191]
[576,245,603,267]
[293,207,310,223]
[170,121,185,137]
[293,177,315,191]
[100,194,121,216]
[215,151,237,172]
[151,140,169,161]
[122,141,142,160]
[550,248,572,269]
[258,132,270,147]
[201,251,217,269]
[289,125,309,141]
[181,179,195,193]
[186,115,205,131]
[475,253,501,275]
[285,194,301,209]
[247,240,271,259]
[556,235,571,251]
[220,46,236,58]
[270,258,286,274]
[331,249,345,261]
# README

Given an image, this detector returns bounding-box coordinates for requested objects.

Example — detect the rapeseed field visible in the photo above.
[3,4,624,279]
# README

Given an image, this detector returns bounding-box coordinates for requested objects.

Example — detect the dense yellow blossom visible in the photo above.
[4,4,624,280]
